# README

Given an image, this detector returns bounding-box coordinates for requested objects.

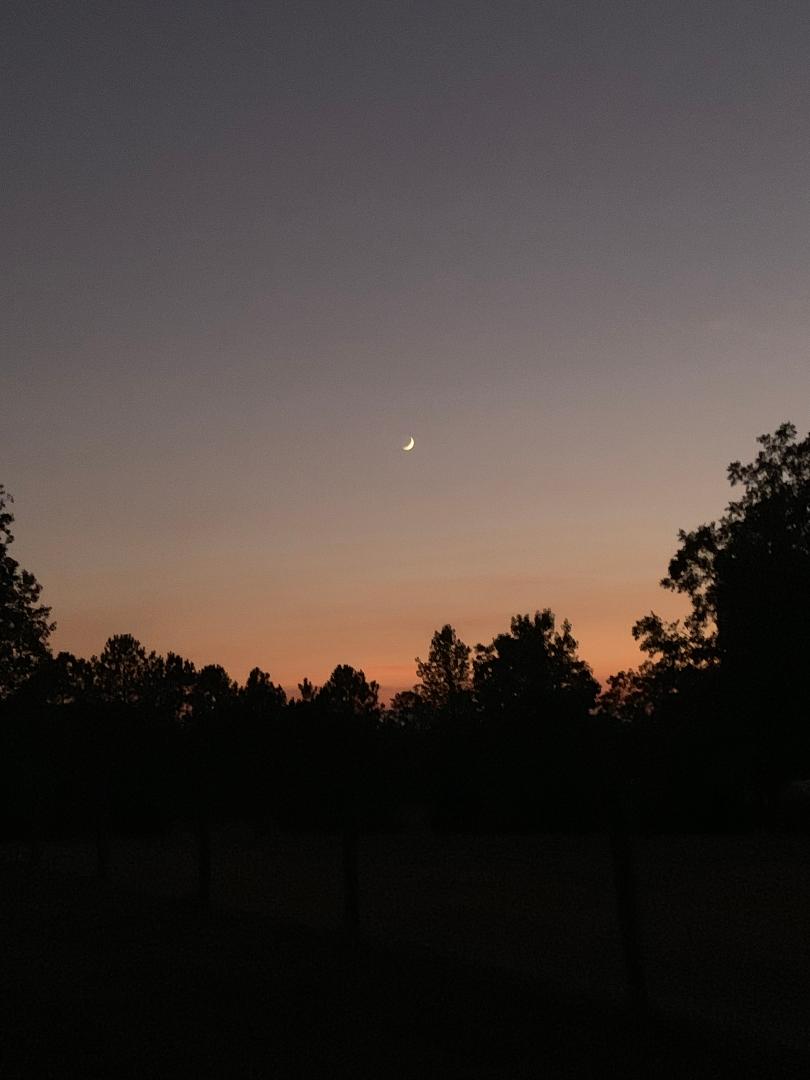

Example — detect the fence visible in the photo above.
[5,777,810,1053]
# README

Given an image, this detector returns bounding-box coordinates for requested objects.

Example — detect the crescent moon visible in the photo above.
[402,436,415,451]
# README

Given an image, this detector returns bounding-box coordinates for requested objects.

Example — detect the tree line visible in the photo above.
[2,422,809,838]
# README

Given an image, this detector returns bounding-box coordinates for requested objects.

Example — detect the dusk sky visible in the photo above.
[3,0,810,698]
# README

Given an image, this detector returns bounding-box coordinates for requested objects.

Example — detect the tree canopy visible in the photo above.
[92,634,164,708]
[659,422,810,658]
[316,664,380,726]
[603,423,810,820]
[5,425,807,836]
[415,624,472,712]
[473,610,599,723]
[0,485,55,700]
[609,423,810,709]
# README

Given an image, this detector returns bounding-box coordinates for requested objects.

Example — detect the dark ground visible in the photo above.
[2,858,809,1078]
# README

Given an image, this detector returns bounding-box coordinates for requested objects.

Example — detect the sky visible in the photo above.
[3,0,810,699]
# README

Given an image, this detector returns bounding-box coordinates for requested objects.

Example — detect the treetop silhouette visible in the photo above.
[0,485,55,700]
[473,610,599,722]
[415,624,472,711]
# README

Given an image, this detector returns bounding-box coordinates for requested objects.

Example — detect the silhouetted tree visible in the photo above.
[236,667,287,826]
[386,689,432,731]
[473,610,599,721]
[609,422,810,829]
[297,677,318,703]
[187,663,238,815]
[472,610,600,830]
[312,665,388,831]
[313,665,381,922]
[600,612,719,729]
[0,485,55,700]
[384,626,474,828]
[658,422,810,815]
[74,637,188,835]
[242,666,287,714]
[316,664,380,724]
[7,651,104,838]
[91,634,164,708]
[17,650,94,708]
[158,651,197,725]
[190,663,236,716]
[415,624,472,720]
[379,689,431,821]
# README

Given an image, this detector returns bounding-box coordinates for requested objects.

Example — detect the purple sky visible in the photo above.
[3,0,810,698]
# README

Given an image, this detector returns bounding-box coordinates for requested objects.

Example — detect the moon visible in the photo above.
[402,436,415,451]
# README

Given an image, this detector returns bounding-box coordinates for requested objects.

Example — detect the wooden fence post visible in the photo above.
[588,717,649,1016]
[608,785,649,1015]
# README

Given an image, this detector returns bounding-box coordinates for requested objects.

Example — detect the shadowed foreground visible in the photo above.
[1,864,808,1078]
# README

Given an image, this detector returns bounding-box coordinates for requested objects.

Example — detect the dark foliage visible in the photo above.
[0,485,55,701]
[2,423,809,841]
[601,423,810,831]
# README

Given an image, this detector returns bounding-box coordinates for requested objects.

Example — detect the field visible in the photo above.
[2,826,809,1075]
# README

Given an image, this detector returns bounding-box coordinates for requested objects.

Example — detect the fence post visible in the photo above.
[588,717,649,1016]
[608,784,649,1016]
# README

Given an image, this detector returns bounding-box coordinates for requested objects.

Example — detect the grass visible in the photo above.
[1,826,809,1076]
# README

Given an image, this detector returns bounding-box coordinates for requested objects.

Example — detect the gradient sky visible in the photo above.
[3,0,810,699]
